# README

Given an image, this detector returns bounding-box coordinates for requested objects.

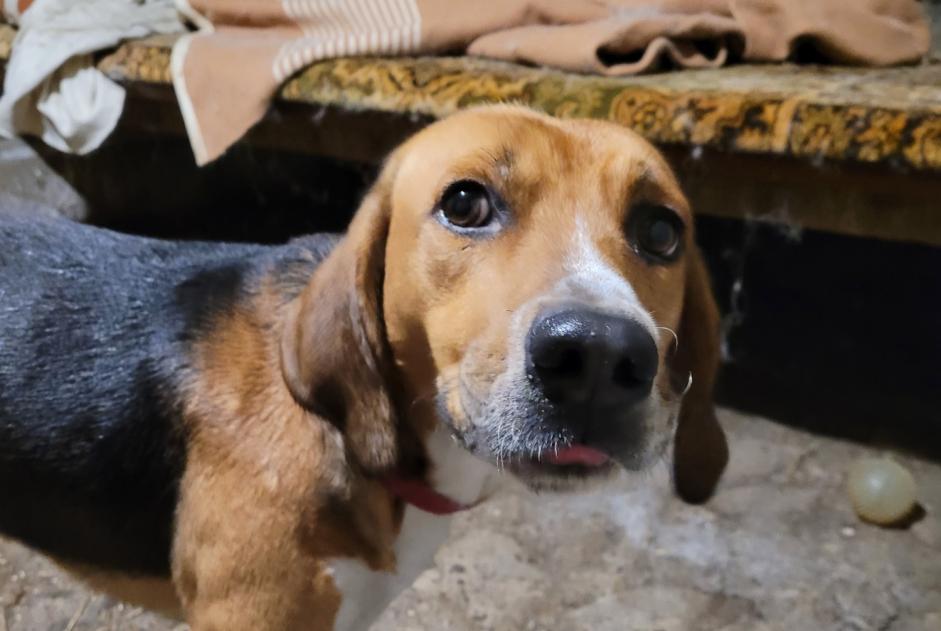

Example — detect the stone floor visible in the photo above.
[1,408,938,631]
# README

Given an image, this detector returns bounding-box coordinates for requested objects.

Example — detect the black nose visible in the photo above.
[526,308,658,408]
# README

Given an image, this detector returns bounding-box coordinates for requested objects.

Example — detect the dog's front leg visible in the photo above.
[171,436,340,631]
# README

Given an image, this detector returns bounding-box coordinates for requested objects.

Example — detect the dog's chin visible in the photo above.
[500,438,670,491]
[504,457,622,492]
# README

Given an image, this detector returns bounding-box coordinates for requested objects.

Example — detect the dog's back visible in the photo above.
[0,214,332,576]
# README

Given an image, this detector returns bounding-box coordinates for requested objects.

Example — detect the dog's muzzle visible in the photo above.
[525,306,659,445]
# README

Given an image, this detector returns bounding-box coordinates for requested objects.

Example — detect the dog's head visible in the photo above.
[283,106,728,502]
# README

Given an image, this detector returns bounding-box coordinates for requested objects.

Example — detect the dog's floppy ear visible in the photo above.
[281,161,400,472]
[671,247,729,503]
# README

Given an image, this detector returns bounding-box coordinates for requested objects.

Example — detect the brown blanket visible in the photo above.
[171,0,930,164]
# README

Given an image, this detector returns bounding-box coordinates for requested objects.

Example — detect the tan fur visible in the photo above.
[165,105,726,630]
[174,293,398,630]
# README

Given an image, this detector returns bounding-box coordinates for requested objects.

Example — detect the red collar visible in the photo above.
[380,475,472,516]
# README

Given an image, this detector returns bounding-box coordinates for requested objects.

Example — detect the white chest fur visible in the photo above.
[329,427,500,631]
[328,505,450,631]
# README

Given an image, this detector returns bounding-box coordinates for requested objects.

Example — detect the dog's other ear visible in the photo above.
[671,247,729,503]
[281,161,399,472]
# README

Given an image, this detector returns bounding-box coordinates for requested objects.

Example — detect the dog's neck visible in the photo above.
[327,410,503,631]
[416,423,503,508]
[390,392,503,511]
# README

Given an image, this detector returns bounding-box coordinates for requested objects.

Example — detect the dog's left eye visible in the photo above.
[437,180,495,230]
[628,204,684,263]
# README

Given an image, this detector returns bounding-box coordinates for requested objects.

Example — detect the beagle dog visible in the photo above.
[0,105,727,630]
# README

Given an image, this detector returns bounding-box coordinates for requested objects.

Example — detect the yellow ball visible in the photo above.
[847,458,917,526]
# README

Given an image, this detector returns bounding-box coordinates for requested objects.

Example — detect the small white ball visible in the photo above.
[847,458,917,526]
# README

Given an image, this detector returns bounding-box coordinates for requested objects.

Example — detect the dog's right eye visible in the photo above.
[437,180,495,231]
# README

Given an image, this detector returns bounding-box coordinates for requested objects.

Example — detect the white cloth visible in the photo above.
[0,0,183,155]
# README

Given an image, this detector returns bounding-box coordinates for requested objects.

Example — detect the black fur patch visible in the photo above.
[175,263,250,336]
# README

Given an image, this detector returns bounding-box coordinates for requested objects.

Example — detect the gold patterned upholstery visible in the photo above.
[3,27,940,244]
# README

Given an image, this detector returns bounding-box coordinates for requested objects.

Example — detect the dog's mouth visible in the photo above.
[436,366,679,490]
[439,406,626,489]
[503,444,619,487]
[541,444,611,467]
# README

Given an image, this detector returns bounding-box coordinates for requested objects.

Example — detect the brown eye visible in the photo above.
[437,180,495,230]
[628,204,684,262]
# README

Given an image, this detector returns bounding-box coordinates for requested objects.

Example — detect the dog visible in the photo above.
[0,105,728,630]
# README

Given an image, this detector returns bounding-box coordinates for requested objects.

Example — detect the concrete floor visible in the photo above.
[0,140,86,221]
[1,408,939,631]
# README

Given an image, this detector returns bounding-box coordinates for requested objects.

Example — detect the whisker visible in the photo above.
[656,326,679,350]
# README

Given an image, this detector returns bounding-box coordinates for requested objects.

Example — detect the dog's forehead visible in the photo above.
[394,108,688,217]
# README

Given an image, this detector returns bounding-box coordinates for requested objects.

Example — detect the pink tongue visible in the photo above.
[543,445,610,467]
